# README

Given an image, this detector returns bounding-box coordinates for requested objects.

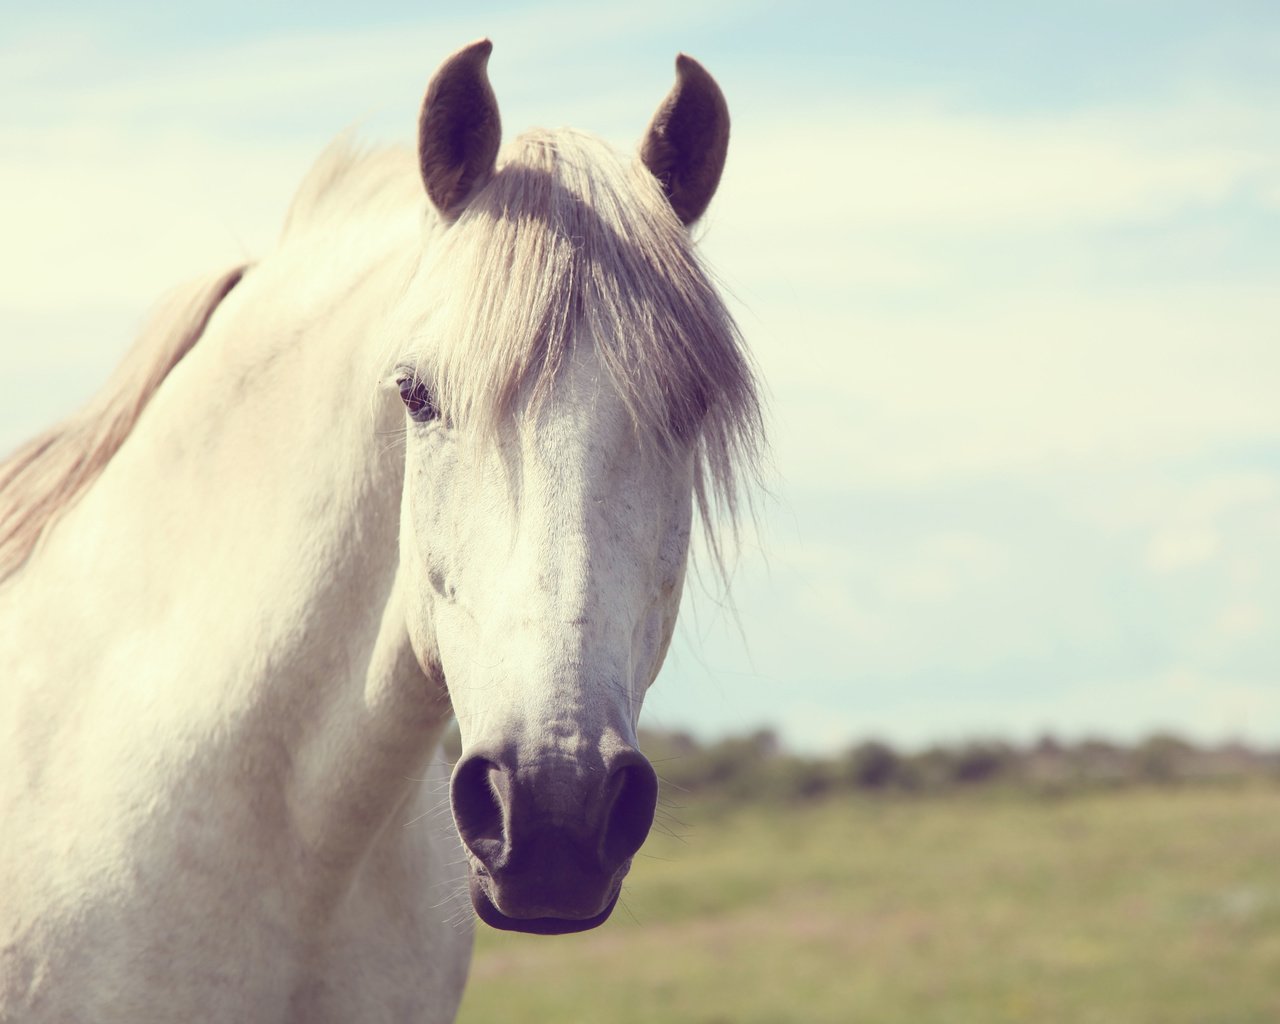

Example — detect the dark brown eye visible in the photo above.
[397,375,439,423]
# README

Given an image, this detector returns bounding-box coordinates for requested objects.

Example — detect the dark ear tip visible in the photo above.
[672,54,727,117]
[674,53,704,77]
[453,38,494,67]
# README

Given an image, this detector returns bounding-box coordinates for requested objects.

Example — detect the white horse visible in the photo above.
[0,40,760,1023]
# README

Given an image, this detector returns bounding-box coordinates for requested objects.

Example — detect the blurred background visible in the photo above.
[3,2,1278,1021]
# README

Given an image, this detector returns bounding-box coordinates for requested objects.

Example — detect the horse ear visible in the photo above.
[419,39,502,219]
[640,54,730,226]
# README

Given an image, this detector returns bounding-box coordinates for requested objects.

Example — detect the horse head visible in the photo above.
[390,40,756,934]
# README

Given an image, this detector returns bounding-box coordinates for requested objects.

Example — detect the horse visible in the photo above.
[0,39,760,1023]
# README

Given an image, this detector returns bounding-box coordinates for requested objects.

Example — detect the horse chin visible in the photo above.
[468,875,621,935]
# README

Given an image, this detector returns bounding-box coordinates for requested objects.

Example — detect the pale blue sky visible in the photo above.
[2,2,1278,750]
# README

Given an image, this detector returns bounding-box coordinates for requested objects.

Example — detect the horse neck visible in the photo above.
[8,213,451,870]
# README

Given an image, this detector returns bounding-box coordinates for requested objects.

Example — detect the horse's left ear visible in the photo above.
[419,39,502,219]
[640,54,730,226]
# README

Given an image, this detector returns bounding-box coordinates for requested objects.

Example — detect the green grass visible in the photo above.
[455,786,1280,1024]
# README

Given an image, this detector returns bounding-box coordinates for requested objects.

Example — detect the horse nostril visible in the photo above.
[600,753,659,868]
[451,754,508,868]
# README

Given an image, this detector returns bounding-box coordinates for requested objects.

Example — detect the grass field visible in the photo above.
[456,785,1280,1024]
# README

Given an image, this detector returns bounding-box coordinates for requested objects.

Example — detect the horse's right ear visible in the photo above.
[640,54,730,226]
[419,39,502,220]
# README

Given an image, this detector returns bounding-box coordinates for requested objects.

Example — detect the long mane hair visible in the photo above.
[400,128,763,566]
[0,128,763,584]
[0,266,246,581]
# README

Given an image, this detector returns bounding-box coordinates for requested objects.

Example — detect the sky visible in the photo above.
[2,1,1278,751]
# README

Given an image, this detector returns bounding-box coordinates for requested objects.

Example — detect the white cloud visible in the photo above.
[1146,525,1221,573]
[0,134,305,312]
[741,284,1280,490]
[1143,473,1279,575]
[714,94,1278,240]
[688,92,1280,492]
[1051,668,1280,743]
[1213,603,1264,642]
[884,531,1010,605]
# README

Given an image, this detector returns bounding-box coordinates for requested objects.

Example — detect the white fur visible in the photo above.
[400,339,694,766]
[0,117,757,1019]
[0,165,472,1020]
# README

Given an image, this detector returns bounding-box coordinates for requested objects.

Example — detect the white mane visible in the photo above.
[0,130,762,584]
[400,129,763,561]
[0,266,245,582]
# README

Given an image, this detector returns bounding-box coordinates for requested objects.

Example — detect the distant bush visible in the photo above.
[845,740,902,789]
[640,728,783,800]
[951,741,1018,785]
[636,727,1280,804]
[1135,733,1196,784]
[769,756,837,800]
[433,722,1280,804]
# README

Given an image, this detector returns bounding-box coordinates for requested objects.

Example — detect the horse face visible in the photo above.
[396,342,693,932]
[388,36,736,935]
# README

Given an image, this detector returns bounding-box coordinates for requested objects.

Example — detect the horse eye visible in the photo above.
[397,375,439,423]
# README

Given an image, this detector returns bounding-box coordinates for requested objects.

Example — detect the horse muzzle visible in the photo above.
[450,743,658,934]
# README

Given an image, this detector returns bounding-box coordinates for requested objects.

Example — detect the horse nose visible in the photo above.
[449,752,511,873]
[598,748,659,866]
[450,745,658,876]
